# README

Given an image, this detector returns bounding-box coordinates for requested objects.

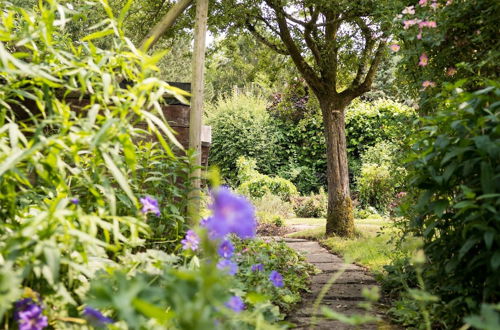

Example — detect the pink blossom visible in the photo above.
[422,80,436,89]
[402,6,415,15]
[430,2,439,9]
[419,21,437,29]
[419,53,429,66]
[390,44,400,52]
[446,0,453,5]
[446,67,457,76]
[417,31,422,39]
[419,0,428,6]
[403,19,418,29]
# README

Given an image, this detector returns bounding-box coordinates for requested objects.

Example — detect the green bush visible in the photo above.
[345,99,417,159]
[236,157,298,201]
[398,83,500,327]
[206,91,278,186]
[269,87,416,193]
[355,141,408,213]
[252,193,295,219]
[291,189,328,218]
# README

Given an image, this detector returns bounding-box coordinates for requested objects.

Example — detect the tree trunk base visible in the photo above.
[325,194,355,238]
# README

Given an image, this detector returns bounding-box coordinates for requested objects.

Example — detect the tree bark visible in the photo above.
[320,98,355,237]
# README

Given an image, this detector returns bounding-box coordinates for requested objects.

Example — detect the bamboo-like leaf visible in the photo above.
[101,151,136,204]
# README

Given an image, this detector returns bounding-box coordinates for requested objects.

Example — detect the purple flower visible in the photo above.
[83,307,114,325]
[217,259,238,275]
[15,299,48,330]
[269,270,284,288]
[70,198,79,205]
[140,196,160,216]
[181,230,200,251]
[225,296,245,312]
[251,263,264,272]
[217,239,234,258]
[205,187,256,239]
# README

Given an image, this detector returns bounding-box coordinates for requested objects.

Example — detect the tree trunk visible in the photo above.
[320,99,355,237]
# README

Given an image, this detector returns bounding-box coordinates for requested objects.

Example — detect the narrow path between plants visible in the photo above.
[282,238,388,329]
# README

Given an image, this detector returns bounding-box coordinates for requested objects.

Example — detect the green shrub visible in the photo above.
[291,189,328,218]
[206,91,278,186]
[236,157,298,201]
[0,0,190,324]
[252,193,295,219]
[356,141,408,213]
[357,164,395,213]
[398,83,500,327]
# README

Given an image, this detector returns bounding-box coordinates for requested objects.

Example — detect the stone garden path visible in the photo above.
[282,238,391,329]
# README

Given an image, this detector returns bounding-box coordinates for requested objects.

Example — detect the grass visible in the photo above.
[285,217,398,274]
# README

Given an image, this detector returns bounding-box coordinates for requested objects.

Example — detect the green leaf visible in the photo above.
[81,29,114,41]
[491,252,500,270]
[132,298,174,324]
[101,151,136,204]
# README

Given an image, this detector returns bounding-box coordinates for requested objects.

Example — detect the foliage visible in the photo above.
[356,141,410,213]
[233,238,318,313]
[85,236,316,329]
[399,83,500,327]
[236,157,298,201]
[252,193,295,220]
[205,34,296,102]
[206,92,279,186]
[291,189,328,219]
[345,99,417,159]
[392,0,500,112]
[464,304,500,330]
[0,0,194,323]
[268,87,416,193]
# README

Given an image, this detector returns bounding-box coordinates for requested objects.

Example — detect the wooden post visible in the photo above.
[188,0,209,221]
[139,0,193,52]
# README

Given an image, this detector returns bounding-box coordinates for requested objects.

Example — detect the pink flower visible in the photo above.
[419,21,437,29]
[430,2,439,9]
[390,44,400,52]
[446,67,457,76]
[419,53,429,66]
[402,6,415,15]
[417,31,422,39]
[419,0,428,6]
[446,0,453,5]
[403,19,418,29]
[422,80,436,89]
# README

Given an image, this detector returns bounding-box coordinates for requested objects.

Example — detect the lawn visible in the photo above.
[285,217,399,275]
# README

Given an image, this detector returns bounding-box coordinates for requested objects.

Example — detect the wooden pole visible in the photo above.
[188,0,209,221]
[139,0,193,52]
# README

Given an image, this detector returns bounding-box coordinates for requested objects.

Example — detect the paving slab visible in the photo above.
[283,239,390,329]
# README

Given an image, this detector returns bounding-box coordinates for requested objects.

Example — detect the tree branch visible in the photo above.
[245,22,289,55]
[139,0,192,52]
[351,18,376,87]
[267,1,323,93]
[346,41,386,98]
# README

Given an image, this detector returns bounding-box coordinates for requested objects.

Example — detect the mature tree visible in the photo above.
[215,0,394,236]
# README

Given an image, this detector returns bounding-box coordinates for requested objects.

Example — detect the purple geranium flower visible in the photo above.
[15,299,48,330]
[70,198,79,205]
[251,263,264,272]
[181,230,200,251]
[204,187,256,239]
[225,296,245,312]
[140,196,160,216]
[217,239,234,258]
[269,270,284,288]
[83,306,114,326]
[217,259,238,275]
